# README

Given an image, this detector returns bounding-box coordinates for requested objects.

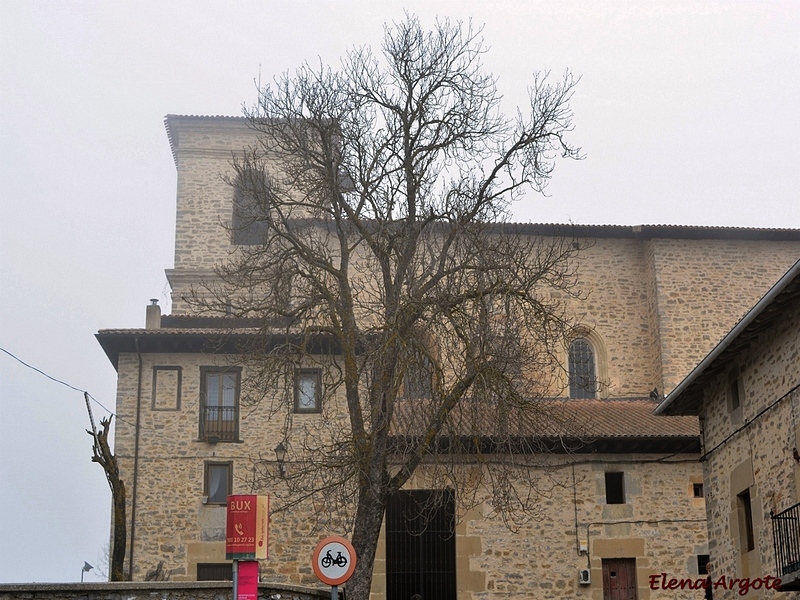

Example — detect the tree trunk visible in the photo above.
[347,478,388,600]
[110,479,127,581]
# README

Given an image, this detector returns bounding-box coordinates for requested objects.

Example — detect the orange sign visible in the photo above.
[226,495,269,560]
[312,536,357,586]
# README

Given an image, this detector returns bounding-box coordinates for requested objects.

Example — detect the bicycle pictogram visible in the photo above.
[321,549,348,568]
[312,535,356,586]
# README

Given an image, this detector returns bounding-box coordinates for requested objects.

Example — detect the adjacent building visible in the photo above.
[656,259,800,595]
[96,115,800,599]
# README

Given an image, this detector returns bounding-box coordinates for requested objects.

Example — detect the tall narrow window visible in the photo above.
[737,489,755,552]
[200,368,240,441]
[605,472,625,504]
[404,357,433,399]
[204,461,232,505]
[729,378,741,411]
[569,338,597,398]
[294,369,322,413]
[697,554,710,575]
[232,167,270,245]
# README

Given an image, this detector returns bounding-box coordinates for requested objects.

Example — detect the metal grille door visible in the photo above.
[386,489,456,600]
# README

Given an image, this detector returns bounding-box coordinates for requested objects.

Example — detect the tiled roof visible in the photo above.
[95,326,338,370]
[391,398,698,440]
[96,327,257,335]
[565,399,699,437]
[496,223,800,240]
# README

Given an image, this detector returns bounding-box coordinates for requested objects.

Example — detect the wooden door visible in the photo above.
[602,558,637,600]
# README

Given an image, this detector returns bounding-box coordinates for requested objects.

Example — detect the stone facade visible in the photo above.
[95,116,800,599]
[0,581,328,600]
[656,260,800,597]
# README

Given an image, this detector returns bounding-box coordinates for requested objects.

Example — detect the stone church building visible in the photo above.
[96,115,800,599]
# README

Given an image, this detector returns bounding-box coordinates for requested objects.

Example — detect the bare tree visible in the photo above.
[193,15,585,599]
[85,393,126,581]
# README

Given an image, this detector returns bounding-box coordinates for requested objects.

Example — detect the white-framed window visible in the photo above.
[204,461,232,505]
[294,369,322,413]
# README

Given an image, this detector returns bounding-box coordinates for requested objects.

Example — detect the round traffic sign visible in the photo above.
[312,536,357,586]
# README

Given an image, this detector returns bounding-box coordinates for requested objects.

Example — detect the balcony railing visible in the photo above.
[772,501,800,589]
[200,405,239,442]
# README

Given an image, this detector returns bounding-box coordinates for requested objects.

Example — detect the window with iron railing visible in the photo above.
[200,368,241,442]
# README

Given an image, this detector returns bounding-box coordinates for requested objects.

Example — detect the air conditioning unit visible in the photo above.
[579,568,591,585]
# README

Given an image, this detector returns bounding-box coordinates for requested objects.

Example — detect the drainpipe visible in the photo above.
[129,336,144,579]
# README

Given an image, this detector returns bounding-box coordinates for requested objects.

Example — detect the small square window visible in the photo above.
[693,483,704,498]
[294,369,321,413]
[605,472,625,504]
[204,462,232,505]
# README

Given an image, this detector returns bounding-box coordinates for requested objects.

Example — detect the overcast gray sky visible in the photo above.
[1,0,798,583]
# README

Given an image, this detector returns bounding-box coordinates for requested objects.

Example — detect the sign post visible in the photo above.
[226,495,269,600]
[312,536,357,600]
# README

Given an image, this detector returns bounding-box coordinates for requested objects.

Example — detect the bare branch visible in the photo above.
[187,15,582,600]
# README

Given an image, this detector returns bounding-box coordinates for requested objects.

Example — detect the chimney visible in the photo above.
[146,299,161,330]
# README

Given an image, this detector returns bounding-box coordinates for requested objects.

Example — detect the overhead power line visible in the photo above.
[0,345,118,419]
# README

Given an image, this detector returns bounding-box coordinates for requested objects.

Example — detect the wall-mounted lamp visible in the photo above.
[274,442,287,478]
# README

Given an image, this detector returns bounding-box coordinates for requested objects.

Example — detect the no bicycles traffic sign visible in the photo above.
[312,535,357,586]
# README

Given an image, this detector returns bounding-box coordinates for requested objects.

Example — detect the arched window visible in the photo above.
[569,337,597,399]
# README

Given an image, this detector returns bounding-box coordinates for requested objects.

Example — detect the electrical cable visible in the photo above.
[0,345,126,425]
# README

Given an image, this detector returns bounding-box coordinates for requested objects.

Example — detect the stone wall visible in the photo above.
[699,288,800,597]
[0,581,329,600]
[113,351,350,583]
[647,238,800,393]
[367,457,708,600]
[558,237,651,396]
[114,358,710,598]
